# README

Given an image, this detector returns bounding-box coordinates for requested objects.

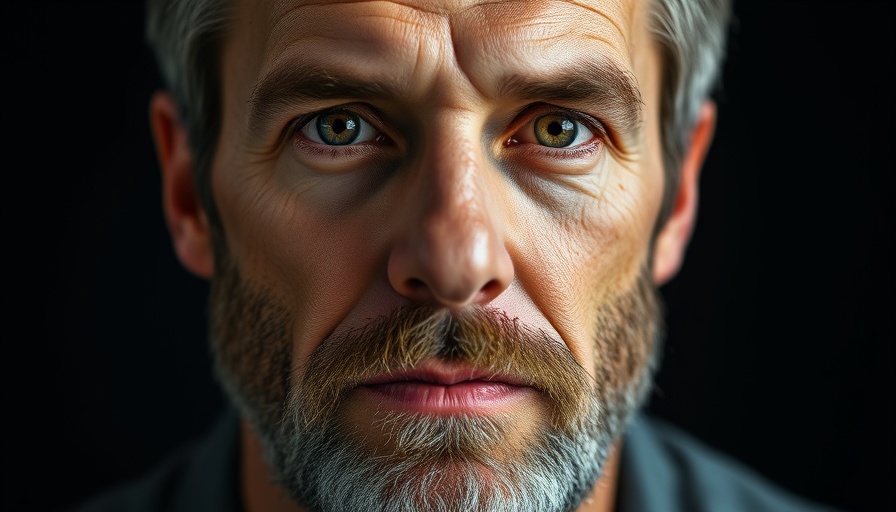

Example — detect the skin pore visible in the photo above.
[149,0,716,510]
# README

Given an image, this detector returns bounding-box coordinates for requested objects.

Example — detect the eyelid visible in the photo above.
[507,104,608,145]
[287,103,392,146]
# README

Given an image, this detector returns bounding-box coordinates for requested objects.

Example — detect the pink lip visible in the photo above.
[361,361,529,387]
[356,362,535,415]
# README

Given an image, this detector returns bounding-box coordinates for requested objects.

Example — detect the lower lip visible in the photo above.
[357,381,534,415]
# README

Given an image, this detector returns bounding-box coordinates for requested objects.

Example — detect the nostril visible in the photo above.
[479,279,504,301]
[406,278,428,295]
[401,277,503,306]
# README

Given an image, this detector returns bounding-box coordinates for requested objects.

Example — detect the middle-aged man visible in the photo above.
[71,0,839,511]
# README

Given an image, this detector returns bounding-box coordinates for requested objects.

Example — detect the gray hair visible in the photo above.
[145,0,232,222]
[649,0,733,225]
[145,0,733,231]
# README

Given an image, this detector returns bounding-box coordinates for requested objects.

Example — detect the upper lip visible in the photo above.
[360,360,529,387]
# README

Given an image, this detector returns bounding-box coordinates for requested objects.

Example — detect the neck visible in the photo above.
[239,419,621,512]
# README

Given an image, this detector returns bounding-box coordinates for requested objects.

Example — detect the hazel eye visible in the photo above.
[532,114,591,148]
[300,109,379,146]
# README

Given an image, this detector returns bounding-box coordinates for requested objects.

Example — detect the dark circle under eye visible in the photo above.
[534,114,578,148]
[316,111,361,145]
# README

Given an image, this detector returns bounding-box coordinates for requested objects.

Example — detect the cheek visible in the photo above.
[212,157,393,365]
[509,162,660,370]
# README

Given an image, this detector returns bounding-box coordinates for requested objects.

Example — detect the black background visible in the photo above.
[2,1,893,511]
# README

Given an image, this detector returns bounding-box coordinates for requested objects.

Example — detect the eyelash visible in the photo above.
[286,106,392,158]
[504,106,606,158]
[287,104,605,158]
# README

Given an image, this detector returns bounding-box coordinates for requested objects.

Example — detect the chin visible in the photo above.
[272,392,612,512]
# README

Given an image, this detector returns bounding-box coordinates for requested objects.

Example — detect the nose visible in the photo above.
[387,136,514,308]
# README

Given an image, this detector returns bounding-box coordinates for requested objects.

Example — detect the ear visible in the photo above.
[652,100,716,286]
[149,91,214,279]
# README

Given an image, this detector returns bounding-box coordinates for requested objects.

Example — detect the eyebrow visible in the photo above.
[247,58,643,137]
[247,64,396,135]
[496,59,644,137]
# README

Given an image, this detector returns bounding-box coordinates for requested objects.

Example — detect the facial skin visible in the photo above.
[150,0,716,510]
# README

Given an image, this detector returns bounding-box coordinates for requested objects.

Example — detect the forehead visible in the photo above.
[230,0,648,101]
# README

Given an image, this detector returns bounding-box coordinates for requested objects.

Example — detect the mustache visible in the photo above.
[294,305,594,432]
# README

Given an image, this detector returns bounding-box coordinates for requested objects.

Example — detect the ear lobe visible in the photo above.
[652,100,717,286]
[149,91,214,279]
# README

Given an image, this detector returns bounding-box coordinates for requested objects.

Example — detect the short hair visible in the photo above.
[145,0,732,231]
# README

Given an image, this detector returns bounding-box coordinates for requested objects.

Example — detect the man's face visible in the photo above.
[206,0,667,510]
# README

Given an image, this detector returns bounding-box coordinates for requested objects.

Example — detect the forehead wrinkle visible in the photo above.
[445,0,639,89]
[554,0,632,49]
[579,32,636,59]
[254,2,449,96]
[456,0,624,40]
[461,4,576,41]
[271,0,453,19]
[242,0,644,128]
[262,0,449,57]
[367,0,451,16]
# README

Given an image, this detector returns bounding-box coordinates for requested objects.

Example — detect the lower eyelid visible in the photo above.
[289,138,402,171]
[505,129,602,154]
[500,141,605,178]
[524,140,603,159]
[293,138,382,157]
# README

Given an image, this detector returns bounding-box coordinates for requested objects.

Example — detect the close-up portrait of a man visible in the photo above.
[61,0,845,511]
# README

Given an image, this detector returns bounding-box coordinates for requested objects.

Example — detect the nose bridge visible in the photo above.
[426,130,489,248]
[387,117,514,307]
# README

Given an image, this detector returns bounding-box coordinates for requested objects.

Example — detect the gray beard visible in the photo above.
[209,256,662,512]
[238,366,654,512]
